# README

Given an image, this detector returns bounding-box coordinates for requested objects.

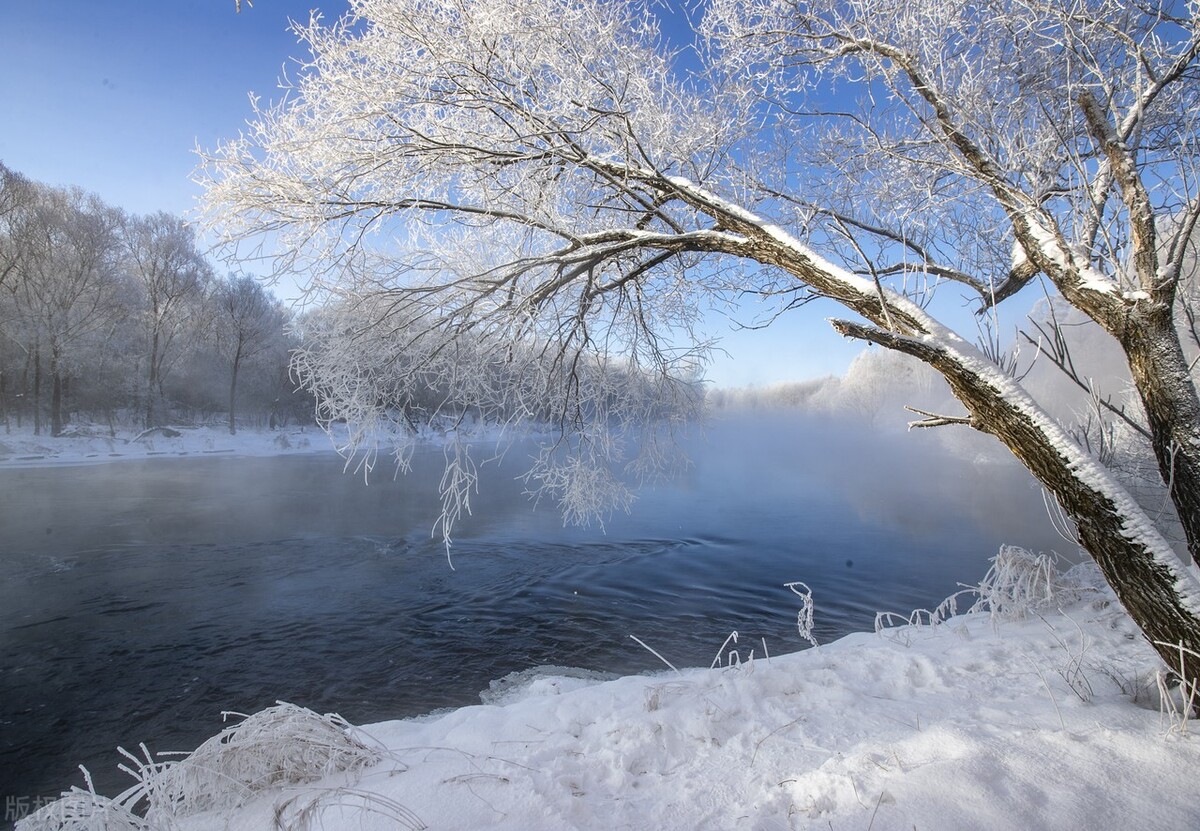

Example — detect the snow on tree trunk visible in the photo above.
[1120,310,1200,569]
[834,319,1200,682]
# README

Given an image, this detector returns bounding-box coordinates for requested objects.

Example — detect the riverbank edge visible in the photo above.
[16,556,1200,831]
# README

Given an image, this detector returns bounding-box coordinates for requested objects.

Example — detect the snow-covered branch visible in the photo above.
[200,0,1200,683]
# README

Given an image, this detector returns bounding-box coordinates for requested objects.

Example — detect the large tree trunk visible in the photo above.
[833,319,1200,685]
[1120,310,1200,569]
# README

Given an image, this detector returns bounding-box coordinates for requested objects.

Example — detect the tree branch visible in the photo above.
[904,405,973,430]
[1078,90,1162,300]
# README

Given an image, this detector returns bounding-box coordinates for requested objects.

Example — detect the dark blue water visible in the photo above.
[0,415,1065,816]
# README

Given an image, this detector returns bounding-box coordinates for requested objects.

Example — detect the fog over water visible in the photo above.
[0,413,1068,809]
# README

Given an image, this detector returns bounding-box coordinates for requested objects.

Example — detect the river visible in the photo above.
[0,414,1066,812]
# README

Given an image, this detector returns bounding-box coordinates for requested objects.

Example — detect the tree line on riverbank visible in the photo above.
[0,162,310,436]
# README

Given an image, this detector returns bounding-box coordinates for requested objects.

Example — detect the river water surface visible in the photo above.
[0,415,1067,811]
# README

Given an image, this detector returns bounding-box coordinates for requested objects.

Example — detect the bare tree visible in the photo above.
[211,274,282,435]
[0,161,36,427]
[198,0,1200,682]
[9,184,125,436]
[123,212,214,427]
[0,161,36,291]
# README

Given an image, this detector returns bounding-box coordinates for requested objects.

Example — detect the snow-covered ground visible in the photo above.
[0,424,336,467]
[16,553,1200,830]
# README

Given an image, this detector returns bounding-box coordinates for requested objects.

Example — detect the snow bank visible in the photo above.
[0,425,333,468]
[0,420,526,470]
[21,557,1200,831]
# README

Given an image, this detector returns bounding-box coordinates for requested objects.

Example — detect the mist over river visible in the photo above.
[0,414,1066,808]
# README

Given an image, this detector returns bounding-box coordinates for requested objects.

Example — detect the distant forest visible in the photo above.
[0,162,312,436]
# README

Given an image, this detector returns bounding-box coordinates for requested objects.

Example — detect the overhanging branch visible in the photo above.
[904,405,974,430]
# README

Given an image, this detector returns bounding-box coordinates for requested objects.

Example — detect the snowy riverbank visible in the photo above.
[15,553,1200,830]
[0,424,335,468]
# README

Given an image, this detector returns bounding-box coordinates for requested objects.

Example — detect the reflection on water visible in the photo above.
[0,415,1065,808]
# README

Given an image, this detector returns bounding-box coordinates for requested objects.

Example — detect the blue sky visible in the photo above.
[0,0,870,386]
[0,1,349,217]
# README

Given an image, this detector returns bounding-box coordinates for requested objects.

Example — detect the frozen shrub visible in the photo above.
[875,545,1106,643]
[15,772,152,831]
[970,545,1101,621]
[127,702,382,821]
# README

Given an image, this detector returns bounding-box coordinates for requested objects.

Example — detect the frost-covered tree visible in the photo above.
[8,184,125,436]
[122,212,214,427]
[199,0,1200,682]
[211,273,284,435]
[0,162,36,427]
[0,161,35,291]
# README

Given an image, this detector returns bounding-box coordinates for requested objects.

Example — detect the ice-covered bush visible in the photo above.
[969,545,1102,621]
[22,702,384,829]
[131,702,382,821]
[875,545,1105,644]
[15,771,151,831]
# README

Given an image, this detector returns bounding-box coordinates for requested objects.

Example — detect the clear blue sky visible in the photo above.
[0,0,868,386]
[0,1,350,216]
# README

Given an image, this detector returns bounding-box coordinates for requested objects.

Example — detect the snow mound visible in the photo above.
[480,666,618,706]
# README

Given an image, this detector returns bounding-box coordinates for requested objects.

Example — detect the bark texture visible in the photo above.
[1119,309,1200,569]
